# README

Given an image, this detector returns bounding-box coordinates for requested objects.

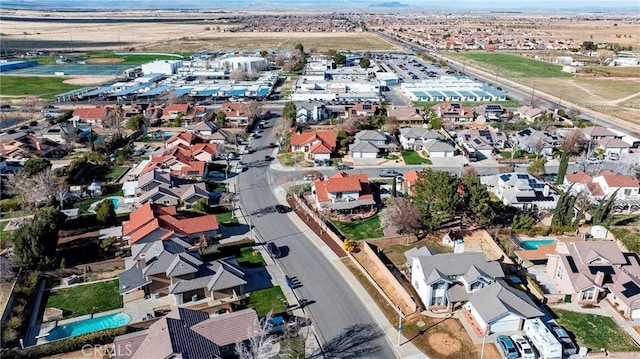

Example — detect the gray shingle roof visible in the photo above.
[190,308,258,346]
[355,130,386,141]
[400,127,440,140]
[468,279,543,323]
[118,266,150,294]
[349,141,380,153]
[422,139,455,153]
[415,252,505,285]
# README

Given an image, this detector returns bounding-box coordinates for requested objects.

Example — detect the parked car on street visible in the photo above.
[275,204,291,213]
[511,334,535,359]
[303,174,317,181]
[496,335,519,359]
[266,242,282,258]
[586,157,603,165]
[379,169,400,177]
[335,163,350,170]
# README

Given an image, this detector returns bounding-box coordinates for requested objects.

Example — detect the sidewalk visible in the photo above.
[271,186,428,359]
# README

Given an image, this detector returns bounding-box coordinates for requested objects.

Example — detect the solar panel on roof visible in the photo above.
[486,105,502,111]
[451,103,461,108]
[517,174,529,179]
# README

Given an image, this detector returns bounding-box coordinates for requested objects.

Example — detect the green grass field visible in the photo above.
[86,53,184,65]
[236,247,265,267]
[246,286,288,317]
[450,53,573,78]
[332,215,384,240]
[401,151,433,165]
[45,280,123,319]
[553,308,640,352]
[0,76,84,99]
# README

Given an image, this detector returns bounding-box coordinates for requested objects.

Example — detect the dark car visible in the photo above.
[265,155,273,161]
[275,204,291,213]
[335,163,350,171]
[266,242,282,258]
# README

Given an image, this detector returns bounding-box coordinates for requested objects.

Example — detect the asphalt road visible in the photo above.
[236,116,397,358]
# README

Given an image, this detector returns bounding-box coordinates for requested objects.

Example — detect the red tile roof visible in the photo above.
[598,170,640,188]
[565,171,592,184]
[166,132,202,147]
[124,203,218,244]
[290,130,337,151]
[73,107,111,119]
[192,143,217,155]
[164,104,189,113]
[313,172,371,203]
[310,141,331,154]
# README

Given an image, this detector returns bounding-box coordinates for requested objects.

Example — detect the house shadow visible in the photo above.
[218,223,251,238]
[242,266,273,292]
[308,323,384,359]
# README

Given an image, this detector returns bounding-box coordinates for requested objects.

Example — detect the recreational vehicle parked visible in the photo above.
[523,318,563,359]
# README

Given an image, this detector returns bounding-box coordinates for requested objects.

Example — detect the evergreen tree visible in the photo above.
[461,173,492,225]
[556,150,569,184]
[411,169,459,231]
[592,190,618,225]
[96,199,116,225]
[12,206,62,270]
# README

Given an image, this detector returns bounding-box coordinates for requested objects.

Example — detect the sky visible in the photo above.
[3,0,639,11]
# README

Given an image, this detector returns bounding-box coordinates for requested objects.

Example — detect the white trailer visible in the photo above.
[523,318,563,359]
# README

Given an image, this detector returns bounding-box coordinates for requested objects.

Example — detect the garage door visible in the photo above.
[631,309,640,319]
[490,318,522,333]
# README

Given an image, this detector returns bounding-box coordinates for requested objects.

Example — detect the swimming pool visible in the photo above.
[520,239,557,250]
[111,198,120,210]
[46,313,130,341]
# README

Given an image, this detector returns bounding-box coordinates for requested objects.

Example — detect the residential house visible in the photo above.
[579,126,621,142]
[350,129,391,158]
[547,240,627,305]
[463,279,544,333]
[296,104,331,123]
[387,106,425,125]
[475,104,507,121]
[607,255,640,319]
[189,120,218,136]
[311,171,375,211]
[596,137,630,157]
[122,202,218,245]
[401,170,420,196]
[208,129,234,145]
[513,128,558,156]
[166,132,204,149]
[143,146,208,179]
[0,133,64,160]
[481,172,559,211]
[289,130,337,161]
[406,249,505,312]
[515,106,544,122]
[71,106,112,127]
[565,170,639,203]
[455,128,507,160]
[113,307,258,358]
[349,141,380,160]
[220,102,250,126]
[399,128,441,150]
[118,237,245,306]
[162,104,208,123]
[42,122,83,144]
[431,103,474,123]
[135,169,209,208]
[343,103,379,120]
[421,139,456,157]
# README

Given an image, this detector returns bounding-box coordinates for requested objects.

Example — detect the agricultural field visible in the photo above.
[449,53,573,78]
[143,32,394,52]
[0,76,84,99]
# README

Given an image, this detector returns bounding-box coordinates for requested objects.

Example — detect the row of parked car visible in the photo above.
[497,322,577,359]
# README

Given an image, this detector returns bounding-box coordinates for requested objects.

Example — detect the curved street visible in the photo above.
[235,117,399,358]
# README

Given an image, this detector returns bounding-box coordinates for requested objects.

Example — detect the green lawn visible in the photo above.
[0,76,84,99]
[401,151,433,165]
[86,53,183,65]
[246,286,288,317]
[104,166,129,183]
[448,53,573,78]
[72,190,124,214]
[277,152,313,167]
[332,215,384,240]
[236,247,265,267]
[553,308,640,352]
[45,280,123,319]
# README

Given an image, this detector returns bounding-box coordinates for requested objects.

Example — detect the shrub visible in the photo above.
[343,239,358,253]
[2,327,18,344]
[0,198,22,211]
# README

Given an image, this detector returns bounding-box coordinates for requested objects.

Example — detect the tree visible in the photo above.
[411,169,460,231]
[343,239,358,253]
[592,191,618,225]
[236,312,289,359]
[244,101,263,122]
[512,213,536,232]
[551,185,583,230]
[429,116,443,130]
[333,53,346,65]
[384,116,400,135]
[103,104,125,134]
[230,67,249,81]
[62,124,81,146]
[5,170,56,209]
[294,43,304,53]
[460,173,492,225]
[359,58,371,69]
[528,157,547,177]
[215,111,227,128]
[582,41,598,51]
[380,197,421,241]
[273,117,291,145]
[95,199,116,224]
[126,114,146,131]
[12,206,63,270]
[22,158,51,177]
[282,101,297,124]
[556,130,586,184]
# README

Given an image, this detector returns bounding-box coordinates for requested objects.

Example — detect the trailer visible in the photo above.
[523,318,563,359]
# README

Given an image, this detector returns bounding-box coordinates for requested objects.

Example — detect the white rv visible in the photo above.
[523,318,563,359]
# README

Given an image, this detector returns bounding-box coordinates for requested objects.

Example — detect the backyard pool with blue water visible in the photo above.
[520,239,557,250]
[46,313,130,341]
[111,198,120,210]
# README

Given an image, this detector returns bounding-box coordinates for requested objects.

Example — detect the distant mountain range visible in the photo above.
[2,0,638,12]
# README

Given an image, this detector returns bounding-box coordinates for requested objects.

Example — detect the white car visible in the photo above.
[511,334,536,359]
[586,157,603,165]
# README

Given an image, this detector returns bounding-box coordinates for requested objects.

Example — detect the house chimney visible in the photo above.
[35,141,42,150]
[595,271,604,286]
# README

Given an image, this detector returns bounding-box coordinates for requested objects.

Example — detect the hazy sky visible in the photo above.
[4,0,640,10]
